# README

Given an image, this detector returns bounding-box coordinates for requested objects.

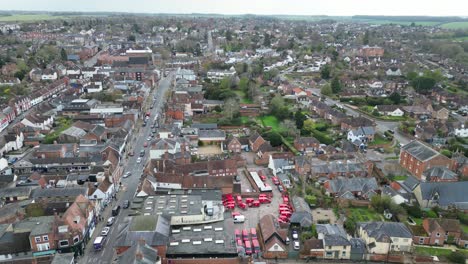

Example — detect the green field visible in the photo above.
[0,14,67,22]
[414,246,454,257]
[441,22,468,29]
[258,115,283,132]
[355,19,439,26]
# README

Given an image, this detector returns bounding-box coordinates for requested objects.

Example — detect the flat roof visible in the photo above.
[166,221,237,257]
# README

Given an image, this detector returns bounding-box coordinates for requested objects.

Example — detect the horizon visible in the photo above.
[2,0,468,17]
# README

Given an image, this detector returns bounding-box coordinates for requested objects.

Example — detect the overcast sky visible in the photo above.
[3,0,467,17]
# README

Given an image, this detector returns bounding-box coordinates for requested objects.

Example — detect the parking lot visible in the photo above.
[231,168,285,230]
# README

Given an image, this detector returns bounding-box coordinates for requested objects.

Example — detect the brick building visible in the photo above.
[399,140,454,180]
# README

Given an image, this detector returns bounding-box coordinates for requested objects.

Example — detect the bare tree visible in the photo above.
[281,119,298,137]
[224,98,239,120]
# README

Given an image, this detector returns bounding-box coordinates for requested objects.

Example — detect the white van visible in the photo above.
[233,215,245,223]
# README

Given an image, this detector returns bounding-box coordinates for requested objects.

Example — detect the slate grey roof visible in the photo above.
[317,224,348,238]
[401,140,440,161]
[61,126,87,138]
[324,234,351,246]
[32,187,88,199]
[358,222,413,242]
[0,186,33,198]
[419,181,468,209]
[327,177,379,195]
[423,167,458,181]
[191,123,217,130]
[198,129,226,139]
[401,175,420,192]
[117,241,159,264]
[115,215,170,247]
[349,238,366,254]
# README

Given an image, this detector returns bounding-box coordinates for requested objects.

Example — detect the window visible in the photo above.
[326,252,333,257]
[393,238,399,242]
[42,235,48,242]
[342,251,346,257]
[328,246,332,249]
[403,239,408,242]
[419,238,425,244]
[436,233,440,237]
[35,236,41,243]
[59,240,69,247]
[73,236,80,244]
[36,243,50,252]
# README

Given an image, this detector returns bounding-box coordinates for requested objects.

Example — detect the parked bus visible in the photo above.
[93,236,106,251]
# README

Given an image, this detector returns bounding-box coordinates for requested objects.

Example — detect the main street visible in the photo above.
[79,72,174,264]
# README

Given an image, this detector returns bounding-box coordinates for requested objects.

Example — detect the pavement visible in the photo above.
[78,72,174,264]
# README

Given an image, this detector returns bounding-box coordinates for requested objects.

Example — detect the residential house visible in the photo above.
[414,218,462,246]
[414,181,468,211]
[268,156,295,177]
[149,138,182,160]
[454,124,468,138]
[432,106,449,121]
[341,117,375,131]
[206,68,236,83]
[324,177,379,200]
[249,132,266,152]
[374,105,404,117]
[402,106,432,119]
[23,216,57,255]
[347,126,375,146]
[223,136,248,153]
[399,140,454,180]
[258,214,289,259]
[358,222,413,254]
[0,187,32,204]
[294,137,320,153]
[316,224,351,260]
[423,167,458,182]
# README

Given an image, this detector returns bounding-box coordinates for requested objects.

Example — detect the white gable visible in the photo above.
[267,242,286,252]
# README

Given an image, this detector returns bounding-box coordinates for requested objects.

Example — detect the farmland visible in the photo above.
[441,21,468,29]
[0,14,67,22]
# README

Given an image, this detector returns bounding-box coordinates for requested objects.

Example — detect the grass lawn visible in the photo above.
[258,115,284,132]
[462,224,468,233]
[414,246,454,257]
[393,175,408,181]
[441,22,468,29]
[412,218,424,225]
[0,14,67,22]
[240,116,250,124]
[369,134,392,146]
[43,117,72,144]
[348,207,382,222]
[234,90,253,104]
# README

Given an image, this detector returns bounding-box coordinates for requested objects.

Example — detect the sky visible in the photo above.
[2,0,467,17]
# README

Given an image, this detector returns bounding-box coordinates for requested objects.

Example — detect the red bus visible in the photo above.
[244,240,252,255]
[250,228,257,240]
[235,229,241,240]
[242,229,249,242]
[252,239,260,253]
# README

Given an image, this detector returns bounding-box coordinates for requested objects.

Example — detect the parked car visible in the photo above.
[278,185,284,192]
[101,227,110,236]
[123,172,131,178]
[143,142,148,148]
[292,230,299,240]
[293,241,300,250]
[136,157,142,163]
[123,200,130,209]
[106,217,115,226]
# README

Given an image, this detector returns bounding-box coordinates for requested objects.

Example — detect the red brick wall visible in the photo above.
[413,236,430,245]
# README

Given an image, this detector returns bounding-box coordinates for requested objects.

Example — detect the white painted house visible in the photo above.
[358,222,413,254]
[454,125,468,138]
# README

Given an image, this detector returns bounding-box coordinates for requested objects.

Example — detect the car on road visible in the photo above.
[123,172,131,178]
[101,227,110,236]
[123,200,130,209]
[143,142,148,148]
[278,185,284,192]
[136,157,142,163]
[292,230,299,240]
[293,241,300,250]
[147,136,152,141]
[106,217,115,226]
[387,129,395,134]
